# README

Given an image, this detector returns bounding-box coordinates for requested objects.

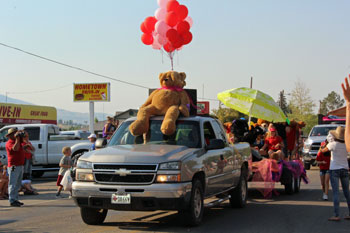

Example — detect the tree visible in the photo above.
[277,90,291,115]
[319,91,344,115]
[288,80,317,134]
[94,117,99,123]
[212,106,246,123]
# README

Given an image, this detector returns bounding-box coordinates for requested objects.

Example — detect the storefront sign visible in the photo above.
[73,83,110,102]
[0,103,57,124]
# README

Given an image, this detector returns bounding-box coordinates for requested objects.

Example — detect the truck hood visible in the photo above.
[306,136,326,144]
[80,144,199,164]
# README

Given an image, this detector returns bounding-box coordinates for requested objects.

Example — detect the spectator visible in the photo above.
[88,133,97,151]
[20,178,38,195]
[319,126,350,221]
[341,75,350,152]
[56,147,73,198]
[22,131,35,180]
[0,162,9,200]
[316,139,331,201]
[103,116,115,139]
[5,128,25,207]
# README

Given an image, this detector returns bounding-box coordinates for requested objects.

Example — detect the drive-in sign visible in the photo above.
[0,103,57,124]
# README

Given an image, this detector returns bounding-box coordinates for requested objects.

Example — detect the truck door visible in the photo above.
[0,128,9,164]
[202,121,234,195]
[24,126,47,165]
[47,126,62,164]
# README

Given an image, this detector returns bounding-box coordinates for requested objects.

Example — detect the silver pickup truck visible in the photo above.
[72,116,251,226]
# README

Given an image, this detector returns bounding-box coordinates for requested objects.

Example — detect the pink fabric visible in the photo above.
[251,159,308,198]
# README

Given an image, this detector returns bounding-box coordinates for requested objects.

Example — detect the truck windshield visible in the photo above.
[109,120,201,148]
[310,126,338,137]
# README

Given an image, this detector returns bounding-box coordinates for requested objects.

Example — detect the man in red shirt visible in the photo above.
[5,128,25,207]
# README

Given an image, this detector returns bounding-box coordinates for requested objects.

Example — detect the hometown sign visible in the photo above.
[73,83,111,102]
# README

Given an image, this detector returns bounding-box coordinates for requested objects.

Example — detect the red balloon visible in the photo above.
[144,16,157,32]
[182,31,192,45]
[176,5,188,21]
[163,43,175,53]
[167,0,179,12]
[171,34,183,49]
[177,21,190,35]
[165,11,179,27]
[166,29,178,43]
[140,22,151,34]
[141,33,154,45]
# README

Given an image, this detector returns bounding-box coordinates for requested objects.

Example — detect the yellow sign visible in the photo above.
[0,103,57,124]
[73,83,110,102]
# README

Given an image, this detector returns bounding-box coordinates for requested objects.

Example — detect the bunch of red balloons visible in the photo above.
[140,0,193,54]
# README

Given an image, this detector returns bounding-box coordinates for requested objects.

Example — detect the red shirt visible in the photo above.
[6,138,25,167]
[22,141,33,160]
[316,142,330,170]
[286,127,297,151]
[265,135,283,150]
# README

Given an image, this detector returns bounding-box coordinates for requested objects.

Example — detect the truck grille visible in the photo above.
[93,163,157,184]
[311,142,321,151]
[95,174,154,183]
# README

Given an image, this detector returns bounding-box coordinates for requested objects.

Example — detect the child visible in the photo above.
[56,146,73,198]
[316,139,331,201]
[0,162,9,200]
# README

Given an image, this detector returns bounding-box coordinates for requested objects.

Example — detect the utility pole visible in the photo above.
[5,92,8,103]
[250,77,253,88]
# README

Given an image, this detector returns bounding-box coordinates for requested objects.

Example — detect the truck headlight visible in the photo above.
[76,171,94,181]
[77,160,93,169]
[159,162,181,170]
[303,143,311,151]
[156,174,181,183]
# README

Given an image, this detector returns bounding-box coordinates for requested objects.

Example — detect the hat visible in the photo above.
[329,126,345,141]
[270,127,276,132]
[5,128,17,137]
[88,133,97,139]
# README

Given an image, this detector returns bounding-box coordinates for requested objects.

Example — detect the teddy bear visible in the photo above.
[129,71,190,136]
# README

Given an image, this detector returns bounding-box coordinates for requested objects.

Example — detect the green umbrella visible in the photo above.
[217,87,288,123]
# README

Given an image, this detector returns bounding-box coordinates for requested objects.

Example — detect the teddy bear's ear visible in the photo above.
[179,72,186,81]
[159,72,164,80]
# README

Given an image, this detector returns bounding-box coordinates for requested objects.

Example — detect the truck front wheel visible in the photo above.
[183,179,204,226]
[80,207,108,225]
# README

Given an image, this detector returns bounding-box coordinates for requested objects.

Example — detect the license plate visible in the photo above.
[111,193,131,204]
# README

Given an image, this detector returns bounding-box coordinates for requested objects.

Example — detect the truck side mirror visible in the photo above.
[95,138,108,149]
[205,139,225,150]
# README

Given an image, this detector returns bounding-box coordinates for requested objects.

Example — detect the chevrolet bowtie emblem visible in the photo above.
[114,168,131,176]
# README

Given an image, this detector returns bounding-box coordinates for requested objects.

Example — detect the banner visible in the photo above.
[73,83,110,102]
[0,103,57,124]
[197,101,209,115]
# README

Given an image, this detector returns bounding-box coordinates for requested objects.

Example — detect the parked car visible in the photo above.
[72,116,252,226]
[60,130,91,140]
[0,124,91,177]
[302,124,344,170]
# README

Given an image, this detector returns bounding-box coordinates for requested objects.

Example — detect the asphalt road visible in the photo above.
[1,168,350,233]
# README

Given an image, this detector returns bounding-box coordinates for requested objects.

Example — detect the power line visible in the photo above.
[7,83,72,94]
[0,42,221,101]
[0,42,150,89]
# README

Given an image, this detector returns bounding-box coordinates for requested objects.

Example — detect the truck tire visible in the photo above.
[284,174,295,195]
[80,207,108,225]
[304,162,310,170]
[183,179,204,226]
[294,177,301,193]
[229,167,248,208]
[32,171,44,178]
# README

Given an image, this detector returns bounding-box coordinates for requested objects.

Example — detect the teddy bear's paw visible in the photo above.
[129,122,148,136]
[161,120,176,136]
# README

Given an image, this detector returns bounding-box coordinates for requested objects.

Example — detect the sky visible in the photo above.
[0,0,350,116]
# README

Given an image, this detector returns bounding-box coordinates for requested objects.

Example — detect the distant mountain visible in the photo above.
[0,94,110,124]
